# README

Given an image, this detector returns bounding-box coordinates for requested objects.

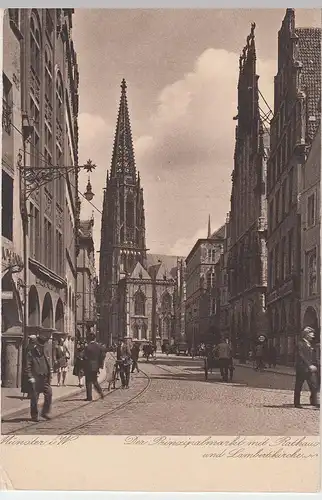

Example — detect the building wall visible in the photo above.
[1,10,25,387]
[1,9,79,386]
[227,24,268,359]
[266,10,321,363]
[300,125,321,337]
[185,239,223,347]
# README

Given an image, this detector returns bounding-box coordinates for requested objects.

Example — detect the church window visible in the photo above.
[161,292,172,314]
[134,290,146,316]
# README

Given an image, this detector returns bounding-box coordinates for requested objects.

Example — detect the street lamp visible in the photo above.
[18,124,97,391]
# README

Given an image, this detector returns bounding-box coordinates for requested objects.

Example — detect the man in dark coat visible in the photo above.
[83,332,105,401]
[131,343,140,373]
[25,335,52,422]
[294,327,319,408]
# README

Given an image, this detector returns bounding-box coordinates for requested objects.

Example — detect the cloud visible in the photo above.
[169,227,209,257]
[77,49,276,264]
[133,48,275,255]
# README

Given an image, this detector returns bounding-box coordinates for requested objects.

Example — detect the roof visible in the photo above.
[295,27,321,142]
[146,253,183,279]
[210,224,225,240]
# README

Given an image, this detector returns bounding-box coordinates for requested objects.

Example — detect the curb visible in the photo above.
[1,365,108,419]
[235,361,294,377]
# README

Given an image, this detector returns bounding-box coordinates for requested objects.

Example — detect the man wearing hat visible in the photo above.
[25,334,52,421]
[294,326,319,408]
[83,331,105,401]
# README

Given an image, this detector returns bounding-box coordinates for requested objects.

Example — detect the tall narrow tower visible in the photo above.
[99,79,147,344]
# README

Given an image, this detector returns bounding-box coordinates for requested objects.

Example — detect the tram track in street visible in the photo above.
[1,366,152,435]
[2,358,196,435]
[61,368,152,434]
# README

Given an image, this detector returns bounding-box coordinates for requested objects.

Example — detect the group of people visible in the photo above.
[24,331,106,422]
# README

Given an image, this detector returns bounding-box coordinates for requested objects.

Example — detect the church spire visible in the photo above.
[111,79,136,178]
[207,214,211,238]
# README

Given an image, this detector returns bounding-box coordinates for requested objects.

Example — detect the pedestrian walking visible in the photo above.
[73,339,86,387]
[54,337,70,386]
[83,332,105,401]
[118,340,132,388]
[314,342,321,393]
[255,341,265,371]
[215,338,231,382]
[294,326,319,409]
[25,334,52,422]
[22,335,38,398]
[131,343,140,373]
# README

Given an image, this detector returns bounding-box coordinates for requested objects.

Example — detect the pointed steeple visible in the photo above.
[207,214,211,238]
[111,79,136,179]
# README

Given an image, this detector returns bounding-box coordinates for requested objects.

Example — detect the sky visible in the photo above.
[73,8,321,263]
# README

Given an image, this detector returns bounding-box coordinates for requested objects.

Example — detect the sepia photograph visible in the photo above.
[1,7,320,446]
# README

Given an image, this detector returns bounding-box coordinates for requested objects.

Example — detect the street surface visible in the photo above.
[1,354,319,435]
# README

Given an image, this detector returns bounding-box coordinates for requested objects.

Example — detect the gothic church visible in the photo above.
[98,80,185,346]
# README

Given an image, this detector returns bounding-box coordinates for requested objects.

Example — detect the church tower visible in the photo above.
[99,79,147,343]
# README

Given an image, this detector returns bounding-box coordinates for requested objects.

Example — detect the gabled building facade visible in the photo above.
[185,224,225,349]
[76,217,98,338]
[266,9,321,363]
[1,9,79,387]
[300,124,321,339]
[227,23,269,360]
[98,80,185,346]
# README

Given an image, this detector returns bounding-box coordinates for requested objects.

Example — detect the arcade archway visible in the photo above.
[55,298,64,332]
[42,292,53,328]
[28,285,40,326]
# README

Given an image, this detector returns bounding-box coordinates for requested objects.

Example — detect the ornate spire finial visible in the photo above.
[121,78,127,93]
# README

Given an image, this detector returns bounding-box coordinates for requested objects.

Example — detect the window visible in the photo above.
[2,171,13,241]
[29,203,35,258]
[29,96,40,169]
[281,179,287,217]
[307,193,316,227]
[307,248,318,296]
[275,190,280,226]
[134,291,146,316]
[280,237,286,281]
[56,230,63,275]
[275,243,280,283]
[44,218,52,269]
[2,74,12,135]
[56,146,64,206]
[288,229,294,274]
[35,208,40,260]
[162,292,172,314]
[288,168,293,209]
[30,14,41,77]
[212,249,216,261]
[269,200,274,234]
[45,49,53,103]
[44,145,53,195]
[56,73,64,124]
[268,251,273,289]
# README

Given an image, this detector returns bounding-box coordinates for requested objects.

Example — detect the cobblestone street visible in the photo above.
[2,354,319,436]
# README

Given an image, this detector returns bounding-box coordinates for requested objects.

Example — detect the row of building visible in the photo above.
[184,9,321,364]
[1,9,98,388]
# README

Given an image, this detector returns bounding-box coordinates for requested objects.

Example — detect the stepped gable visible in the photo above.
[295,26,321,142]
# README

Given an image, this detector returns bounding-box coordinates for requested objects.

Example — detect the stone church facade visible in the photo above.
[98,79,185,346]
